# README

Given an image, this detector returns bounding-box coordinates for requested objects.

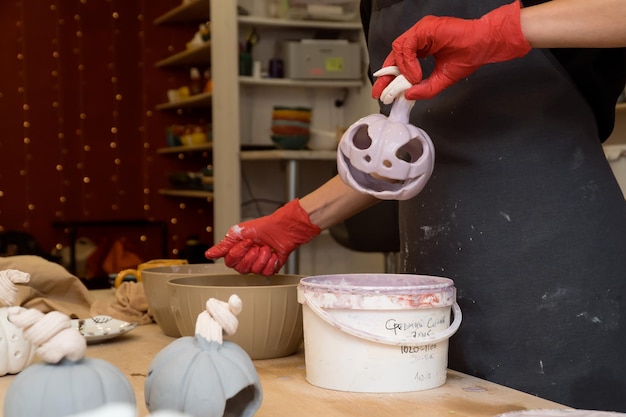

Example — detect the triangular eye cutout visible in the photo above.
[396,136,424,163]
[352,124,372,150]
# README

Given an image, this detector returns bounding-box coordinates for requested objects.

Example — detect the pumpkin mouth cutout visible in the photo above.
[340,152,418,193]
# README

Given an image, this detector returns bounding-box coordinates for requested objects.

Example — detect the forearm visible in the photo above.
[298,175,379,230]
[521,0,626,48]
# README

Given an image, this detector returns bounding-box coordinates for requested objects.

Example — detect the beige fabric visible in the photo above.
[0,255,94,318]
[90,281,152,325]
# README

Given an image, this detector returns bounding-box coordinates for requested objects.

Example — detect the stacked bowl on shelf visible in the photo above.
[271,106,311,150]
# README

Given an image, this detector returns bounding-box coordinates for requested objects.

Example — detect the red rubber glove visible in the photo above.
[205,199,321,276]
[372,0,531,100]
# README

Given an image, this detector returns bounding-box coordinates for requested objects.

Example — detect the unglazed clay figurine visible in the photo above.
[337,67,435,200]
[0,269,36,376]
[145,294,262,417]
[3,307,136,417]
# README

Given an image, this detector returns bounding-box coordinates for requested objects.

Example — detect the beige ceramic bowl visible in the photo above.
[168,274,303,360]
[142,263,232,337]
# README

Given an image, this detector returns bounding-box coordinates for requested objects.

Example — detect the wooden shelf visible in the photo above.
[154,0,210,24]
[239,76,363,88]
[156,92,212,110]
[157,143,212,154]
[237,15,361,30]
[240,149,337,161]
[158,189,214,200]
[616,102,626,112]
[155,42,211,68]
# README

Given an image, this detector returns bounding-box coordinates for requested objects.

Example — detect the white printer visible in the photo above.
[282,39,363,80]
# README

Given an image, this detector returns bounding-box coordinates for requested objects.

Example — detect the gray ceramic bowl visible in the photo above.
[142,263,232,337]
[168,274,303,360]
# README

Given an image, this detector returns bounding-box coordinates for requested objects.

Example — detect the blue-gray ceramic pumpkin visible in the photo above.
[3,357,136,417]
[145,335,262,417]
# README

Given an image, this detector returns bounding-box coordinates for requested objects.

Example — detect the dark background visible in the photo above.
[0,0,215,270]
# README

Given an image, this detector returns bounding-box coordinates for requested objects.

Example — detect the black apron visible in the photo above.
[367,0,626,411]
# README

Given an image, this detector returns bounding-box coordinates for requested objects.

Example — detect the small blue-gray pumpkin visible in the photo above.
[145,334,262,417]
[4,357,136,417]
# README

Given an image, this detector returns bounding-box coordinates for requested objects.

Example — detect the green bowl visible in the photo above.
[271,134,310,150]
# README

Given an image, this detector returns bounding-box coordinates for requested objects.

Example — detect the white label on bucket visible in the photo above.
[385,313,448,338]
[330,307,450,342]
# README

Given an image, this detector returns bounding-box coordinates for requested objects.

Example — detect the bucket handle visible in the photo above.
[303,293,462,346]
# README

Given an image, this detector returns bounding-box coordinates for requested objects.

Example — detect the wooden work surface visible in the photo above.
[0,290,566,417]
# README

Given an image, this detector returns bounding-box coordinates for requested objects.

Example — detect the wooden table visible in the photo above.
[0,290,567,417]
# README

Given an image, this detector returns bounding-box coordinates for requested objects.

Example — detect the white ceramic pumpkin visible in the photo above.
[0,269,35,377]
[0,307,36,376]
[337,95,435,201]
[3,307,136,417]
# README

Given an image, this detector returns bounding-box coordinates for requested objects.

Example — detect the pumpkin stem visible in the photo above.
[195,294,242,344]
[0,269,30,306]
[7,307,86,364]
[387,96,416,125]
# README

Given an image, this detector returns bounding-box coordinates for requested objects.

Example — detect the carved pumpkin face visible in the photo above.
[337,97,434,200]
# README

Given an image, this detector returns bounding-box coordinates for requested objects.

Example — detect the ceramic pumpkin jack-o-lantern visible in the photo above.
[3,308,136,417]
[337,70,435,200]
[0,269,35,377]
[145,294,262,417]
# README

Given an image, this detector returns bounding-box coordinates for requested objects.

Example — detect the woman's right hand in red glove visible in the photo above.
[205,199,321,276]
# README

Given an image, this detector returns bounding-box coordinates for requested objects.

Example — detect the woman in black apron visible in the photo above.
[207,0,626,410]
[363,0,626,410]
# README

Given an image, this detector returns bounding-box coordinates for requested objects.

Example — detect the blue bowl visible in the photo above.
[271,134,309,150]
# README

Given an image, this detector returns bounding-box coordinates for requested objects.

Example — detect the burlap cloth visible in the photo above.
[90,281,152,325]
[0,255,151,324]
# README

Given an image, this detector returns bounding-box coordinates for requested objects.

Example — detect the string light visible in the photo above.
[139,0,152,218]
[74,5,89,216]
[52,0,68,220]
[16,0,32,230]
[109,0,122,212]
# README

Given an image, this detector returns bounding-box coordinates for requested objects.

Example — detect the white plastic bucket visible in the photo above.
[297,274,462,393]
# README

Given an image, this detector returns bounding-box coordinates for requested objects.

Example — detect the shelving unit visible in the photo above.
[211,0,367,247]
[155,42,211,68]
[158,189,213,199]
[156,143,212,154]
[239,75,362,89]
[155,92,212,110]
[177,0,372,252]
[154,2,213,207]
[153,0,210,24]
[238,15,361,30]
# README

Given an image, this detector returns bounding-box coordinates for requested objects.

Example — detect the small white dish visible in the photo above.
[71,315,137,343]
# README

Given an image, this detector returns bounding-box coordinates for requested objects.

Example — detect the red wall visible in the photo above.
[0,0,214,264]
